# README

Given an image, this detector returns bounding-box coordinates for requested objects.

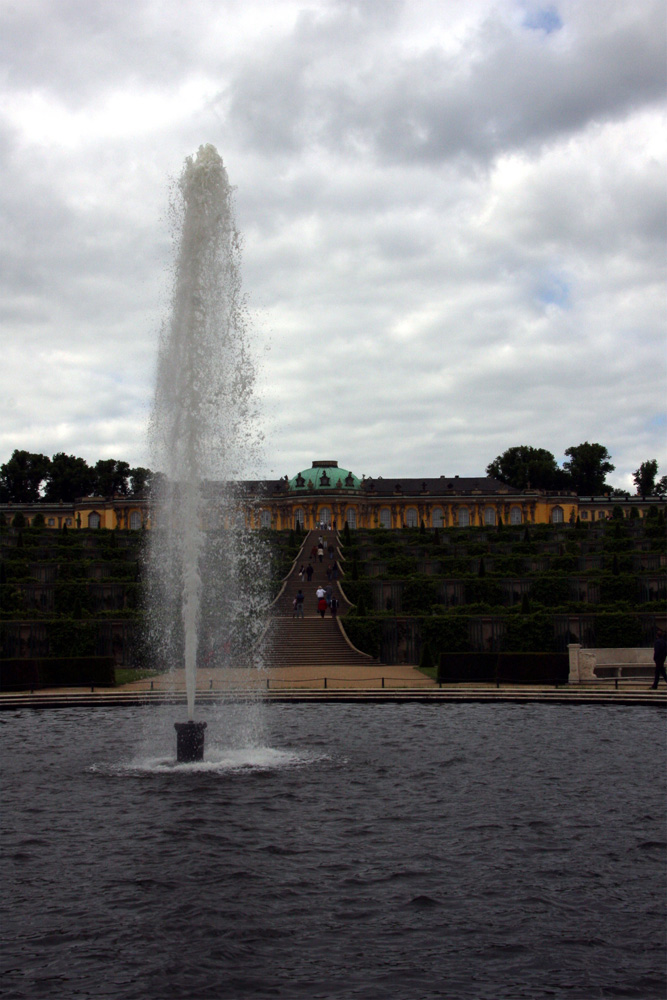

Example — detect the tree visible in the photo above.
[486,446,567,490]
[129,467,153,496]
[0,450,51,502]
[94,459,131,497]
[43,453,96,502]
[562,442,614,495]
[655,476,667,499]
[633,459,659,497]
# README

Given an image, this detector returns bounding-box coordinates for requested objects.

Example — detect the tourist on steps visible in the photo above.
[294,589,304,619]
[316,586,327,618]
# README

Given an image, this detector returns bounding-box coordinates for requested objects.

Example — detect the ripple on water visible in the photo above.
[2,703,666,1000]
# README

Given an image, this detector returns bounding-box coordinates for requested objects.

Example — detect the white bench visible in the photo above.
[568,645,654,684]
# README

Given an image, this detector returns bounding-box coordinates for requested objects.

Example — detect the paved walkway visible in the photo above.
[1,667,665,707]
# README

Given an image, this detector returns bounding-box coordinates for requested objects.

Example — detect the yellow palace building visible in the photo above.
[246,460,578,530]
[2,459,663,531]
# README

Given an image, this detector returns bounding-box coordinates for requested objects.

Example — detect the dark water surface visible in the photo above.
[2,702,665,1000]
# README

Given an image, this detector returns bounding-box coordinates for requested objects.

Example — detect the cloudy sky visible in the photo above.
[1,0,665,490]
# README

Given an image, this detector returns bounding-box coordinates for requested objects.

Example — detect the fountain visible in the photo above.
[147,144,263,762]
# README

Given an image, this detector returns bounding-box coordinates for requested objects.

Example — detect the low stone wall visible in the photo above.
[568,644,653,683]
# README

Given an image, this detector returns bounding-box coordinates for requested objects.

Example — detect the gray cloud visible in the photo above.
[0,0,664,492]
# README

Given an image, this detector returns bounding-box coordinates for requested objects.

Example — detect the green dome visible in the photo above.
[288,460,362,492]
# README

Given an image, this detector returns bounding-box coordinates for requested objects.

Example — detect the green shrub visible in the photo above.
[464,579,503,605]
[599,574,639,604]
[48,620,99,657]
[402,578,438,613]
[500,613,555,652]
[54,582,94,616]
[593,613,644,647]
[420,615,472,655]
[529,575,571,606]
[341,580,373,610]
[386,554,418,576]
[342,616,382,657]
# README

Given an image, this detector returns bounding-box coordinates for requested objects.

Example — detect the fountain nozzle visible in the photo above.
[175,721,207,763]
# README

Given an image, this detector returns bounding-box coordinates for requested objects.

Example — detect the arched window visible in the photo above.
[319,507,331,527]
[379,508,391,529]
[457,508,470,527]
[260,509,271,528]
[580,510,588,520]
[346,508,357,529]
[129,511,142,530]
[484,507,496,526]
[406,507,418,528]
[510,506,522,525]
[294,508,304,528]
[48,518,55,526]
[432,507,444,528]
[551,506,564,523]
[88,512,101,529]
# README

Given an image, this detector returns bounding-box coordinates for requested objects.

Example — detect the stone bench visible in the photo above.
[594,664,653,680]
[568,645,654,684]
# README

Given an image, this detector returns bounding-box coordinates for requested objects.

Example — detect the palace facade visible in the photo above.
[1,459,664,531]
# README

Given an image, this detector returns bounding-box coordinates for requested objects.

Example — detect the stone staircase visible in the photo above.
[263,530,375,669]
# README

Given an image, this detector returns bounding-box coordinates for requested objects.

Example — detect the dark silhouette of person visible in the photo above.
[294,589,304,619]
[651,628,667,689]
[306,563,314,582]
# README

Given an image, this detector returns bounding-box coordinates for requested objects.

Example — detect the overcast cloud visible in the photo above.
[0,0,665,490]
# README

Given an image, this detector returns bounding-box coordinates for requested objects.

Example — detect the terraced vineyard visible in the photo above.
[337,515,666,662]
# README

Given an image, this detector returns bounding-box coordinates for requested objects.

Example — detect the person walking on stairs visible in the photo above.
[293,589,305,619]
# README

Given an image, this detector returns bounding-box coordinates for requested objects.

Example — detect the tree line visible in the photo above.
[1,443,664,504]
[0,450,152,503]
[486,443,666,498]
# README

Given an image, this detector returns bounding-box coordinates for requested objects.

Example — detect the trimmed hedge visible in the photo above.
[0,656,116,690]
[497,652,568,685]
[437,651,568,685]
[438,652,497,683]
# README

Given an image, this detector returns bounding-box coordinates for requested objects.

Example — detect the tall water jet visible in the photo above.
[148,145,263,758]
